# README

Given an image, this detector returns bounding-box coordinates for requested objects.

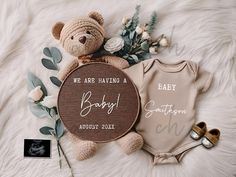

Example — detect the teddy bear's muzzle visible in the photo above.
[79,36,86,44]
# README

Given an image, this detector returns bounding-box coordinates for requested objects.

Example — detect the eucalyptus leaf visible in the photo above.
[129,31,135,40]
[29,102,49,118]
[50,76,62,87]
[40,126,54,135]
[122,30,127,36]
[51,47,62,63]
[127,58,136,65]
[123,55,128,59]
[43,47,52,57]
[123,36,132,46]
[141,41,149,51]
[41,58,58,70]
[126,20,132,28]
[49,107,57,118]
[55,119,64,138]
[27,72,48,96]
[130,54,139,62]
[141,52,151,59]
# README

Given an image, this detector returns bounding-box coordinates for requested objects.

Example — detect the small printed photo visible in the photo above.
[24,139,51,158]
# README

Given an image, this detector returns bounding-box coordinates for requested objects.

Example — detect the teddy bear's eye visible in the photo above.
[71,36,74,40]
[86,31,91,34]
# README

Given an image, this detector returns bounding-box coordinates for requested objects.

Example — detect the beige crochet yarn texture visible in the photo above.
[69,133,97,160]
[52,12,105,57]
[51,12,142,160]
[52,11,129,80]
[117,132,144,155]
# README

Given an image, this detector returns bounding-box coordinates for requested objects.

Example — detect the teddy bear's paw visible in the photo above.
[102,56,129,69]
[74,140,97,160]
[117,132,144,155]
[57,59,78,81]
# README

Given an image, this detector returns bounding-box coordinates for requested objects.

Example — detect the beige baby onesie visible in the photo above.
[124,59,213,164]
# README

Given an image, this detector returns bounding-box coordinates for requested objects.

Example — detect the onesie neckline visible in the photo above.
[155,59,187,73]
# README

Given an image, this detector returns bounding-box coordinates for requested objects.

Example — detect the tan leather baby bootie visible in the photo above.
[201,129,220,149]
[69,133,97,160]
[190,122,207,140]
[117,131,143,155]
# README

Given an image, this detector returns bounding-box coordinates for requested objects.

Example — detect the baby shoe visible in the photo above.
[190,122,207,140]
[201,129,220,149]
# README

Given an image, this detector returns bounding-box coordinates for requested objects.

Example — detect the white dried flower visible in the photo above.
[142,32,150,40]
[149,47,158,54]
[135,25,143,34]
[28,86,43,102]
[104,37,124,53]
[41,96,57,108]
[159,37,169,47]
[122,17,128,25]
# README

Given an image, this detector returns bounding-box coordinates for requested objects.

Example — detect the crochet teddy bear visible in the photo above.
[51,12,143,160]
[52,11,129,81]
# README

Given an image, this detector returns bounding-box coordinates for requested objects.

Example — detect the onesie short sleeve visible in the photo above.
[195,67,213,93]
[123,62,144,90]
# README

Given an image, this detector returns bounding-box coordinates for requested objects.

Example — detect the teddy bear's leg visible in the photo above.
[117,131,144,155]
[102,56,129,69]
[69,132,97,160]
[58,59,78,81]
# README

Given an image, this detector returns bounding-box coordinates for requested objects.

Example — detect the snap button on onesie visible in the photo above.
[124,59,213,164]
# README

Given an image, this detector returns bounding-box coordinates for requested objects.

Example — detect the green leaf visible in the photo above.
[41,58,58,70]
[50,76,62,87]
[140,52,151,60]
[130,55,139,62]
[29,102,49,118]
[27,72,47,96]
[123,35,132,46]
[40,126,54,135]
[130,5,140,30]
[147,11,157,34]
[129,31,135,40]
[55,119,64,139]
[141,41,149,51]
[49,107,57,118]
[122,30,127,36]
[50,47,62,63]
[123,55,129,59]
[125,20,132,28]
[127,57,136,65]
[43,47,52,57]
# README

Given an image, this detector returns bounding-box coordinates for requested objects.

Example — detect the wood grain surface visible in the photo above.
[58,63,140,142]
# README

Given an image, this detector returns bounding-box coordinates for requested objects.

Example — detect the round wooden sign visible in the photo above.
[58,63,140,142]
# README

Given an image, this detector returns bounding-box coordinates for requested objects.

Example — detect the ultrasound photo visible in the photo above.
[24,139,51,158]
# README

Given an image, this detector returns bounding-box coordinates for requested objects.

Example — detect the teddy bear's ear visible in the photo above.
[88,11,104,26]
[52,22,64,40]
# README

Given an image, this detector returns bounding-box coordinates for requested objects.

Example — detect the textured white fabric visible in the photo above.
[0,0,236,177]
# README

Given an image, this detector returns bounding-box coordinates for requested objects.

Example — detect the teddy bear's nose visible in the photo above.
[79,36,86,44]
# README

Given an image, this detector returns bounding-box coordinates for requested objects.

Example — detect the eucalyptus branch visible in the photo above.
[58,141,72,170]
[27,47,75,176]
[49,131,62,169]
[57,140,62,169]
[103,5,169,64]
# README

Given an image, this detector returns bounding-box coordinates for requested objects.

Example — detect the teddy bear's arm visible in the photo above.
[101,55,129,69]
[58,59,79,81]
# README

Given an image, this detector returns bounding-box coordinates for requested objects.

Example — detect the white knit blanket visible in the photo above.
[0,0,236,177]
